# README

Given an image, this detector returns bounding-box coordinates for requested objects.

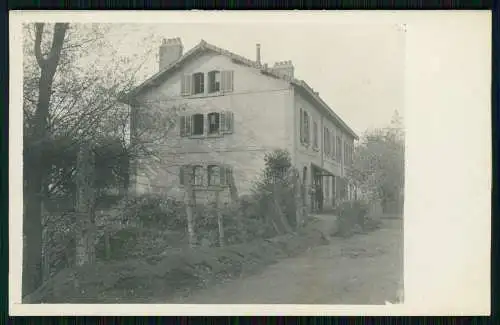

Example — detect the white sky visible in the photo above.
[104,22,406,136]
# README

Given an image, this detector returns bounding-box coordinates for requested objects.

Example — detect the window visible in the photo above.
[182,70,233,96]
[180,111,234,137]
[181,164,233,187]
[300,110,310,145]
[193,165,204,186]
[208,70,221,93]
[193,72,204,94]
[313,121,318,149]
[324,127,330,156]
[192,113,204,135]
[208,112,220,134]
[208,165,221,186]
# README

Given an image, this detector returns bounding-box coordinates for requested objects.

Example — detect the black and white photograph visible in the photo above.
[10,11,490,315]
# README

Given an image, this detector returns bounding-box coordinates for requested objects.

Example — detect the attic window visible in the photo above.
[208,70,221,93]
[193,72,204,94]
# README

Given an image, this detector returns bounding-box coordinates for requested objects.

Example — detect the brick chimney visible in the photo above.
[159,37,183,71]
[272,60,294,79]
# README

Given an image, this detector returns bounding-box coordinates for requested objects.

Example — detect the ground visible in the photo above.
[166,218,403,304]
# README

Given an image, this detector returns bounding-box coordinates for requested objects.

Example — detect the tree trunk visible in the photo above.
[184,170,197,247]
[23,23,68,297]
[75,141,96,266]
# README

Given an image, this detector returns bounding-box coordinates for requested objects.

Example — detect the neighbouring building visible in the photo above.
[123,38,358,212]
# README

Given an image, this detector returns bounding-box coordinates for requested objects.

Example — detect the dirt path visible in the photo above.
[167,219,403,305]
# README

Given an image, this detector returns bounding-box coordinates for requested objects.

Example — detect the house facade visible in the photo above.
[124,38,358,212]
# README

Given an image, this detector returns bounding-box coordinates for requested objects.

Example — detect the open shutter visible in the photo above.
[219,166,227,185]
[219,112,226,133]
[181,75,192,96]
[179,116,186,136]
[186,115,193,136]
[299,108,303,143]
[226,111,234,134]
[179,166,185,185]
[225,167,232,187]
[221,70,234,93]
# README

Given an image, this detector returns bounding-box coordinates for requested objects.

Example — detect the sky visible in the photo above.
[103,22,406,136]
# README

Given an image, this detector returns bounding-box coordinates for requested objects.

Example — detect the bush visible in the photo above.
[121,194,186,230]
[25,222,328,304]
[335,200,370,237]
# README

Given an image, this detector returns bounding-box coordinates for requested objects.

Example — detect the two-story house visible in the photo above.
[123,38,358,212]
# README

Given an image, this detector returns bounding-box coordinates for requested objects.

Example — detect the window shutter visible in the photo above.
[299,108,303,143]
[221,70,234,93]
[219,165,227,185]
[226,111,234,134]
[186,115,193,136]
[181,75,192,96]
[180,116,186,136]
[225,167,232,186]
[179,166,185,185]
[220,111,226,133]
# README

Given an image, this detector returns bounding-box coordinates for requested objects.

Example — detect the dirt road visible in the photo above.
[167,218,403,305]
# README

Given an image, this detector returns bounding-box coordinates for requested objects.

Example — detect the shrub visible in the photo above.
[121,194,186,230]
[335,200,370,237]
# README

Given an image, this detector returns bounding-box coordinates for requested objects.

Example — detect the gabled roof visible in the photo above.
[124,40,358,140]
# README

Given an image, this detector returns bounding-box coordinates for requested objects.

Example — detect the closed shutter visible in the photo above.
[221,70,234,93]
[181,75,192,96]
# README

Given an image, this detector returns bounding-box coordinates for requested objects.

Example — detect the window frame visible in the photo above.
[192,72,205,95]
[207,112,221,135]
[208,70,221,93]
[191,113,205,136]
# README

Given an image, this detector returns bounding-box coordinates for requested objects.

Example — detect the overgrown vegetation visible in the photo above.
[349,111,405,215]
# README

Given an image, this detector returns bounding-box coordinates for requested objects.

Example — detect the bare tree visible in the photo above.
[23,23,69,297]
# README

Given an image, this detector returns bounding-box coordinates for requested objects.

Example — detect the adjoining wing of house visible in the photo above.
[122,38,359,211]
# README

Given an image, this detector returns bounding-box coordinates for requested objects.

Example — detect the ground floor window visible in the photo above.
[180,164,232,187]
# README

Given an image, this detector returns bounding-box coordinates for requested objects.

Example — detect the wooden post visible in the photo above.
[184,168,197,248]
[228,168,247,241]
[75,140,96,266]
[294,172,304,229]
[215,188,224,247]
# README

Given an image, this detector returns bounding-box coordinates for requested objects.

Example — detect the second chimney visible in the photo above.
[272,60,294,79]
[256,43,261,65]
[159,37,183,71]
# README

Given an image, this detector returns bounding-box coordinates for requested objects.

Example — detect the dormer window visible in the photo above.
[208,70,221,93]
[193,72,204,94]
